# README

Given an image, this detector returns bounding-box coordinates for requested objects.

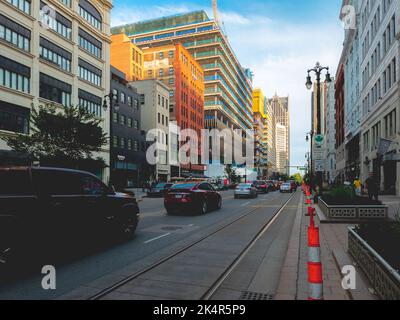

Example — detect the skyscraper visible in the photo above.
[269,95,290,176]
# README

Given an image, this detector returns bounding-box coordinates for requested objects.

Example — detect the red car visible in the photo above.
[164,182,222,215]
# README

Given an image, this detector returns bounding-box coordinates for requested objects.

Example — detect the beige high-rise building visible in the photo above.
[0,0,113,180]
[269,95,290,175]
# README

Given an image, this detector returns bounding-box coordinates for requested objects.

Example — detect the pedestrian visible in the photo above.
[365,173,379,201]
[354,177,362,197]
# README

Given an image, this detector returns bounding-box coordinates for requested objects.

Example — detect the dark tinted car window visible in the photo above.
[171,183,196,190]
[33,170,83,196]
[0,170,32,196]
[155,183,166,188]
[80,174,106,196]
[198,183,211,191]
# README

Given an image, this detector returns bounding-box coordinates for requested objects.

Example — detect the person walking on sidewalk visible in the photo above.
[365,173,379,201]
[354,177,362,196]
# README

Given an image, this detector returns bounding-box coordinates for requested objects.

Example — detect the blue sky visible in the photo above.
[112,0,344,174]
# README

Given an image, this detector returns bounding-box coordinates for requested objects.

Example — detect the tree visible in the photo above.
[224,164,239,184]
[291,173,303,184]
[6,104,108,172]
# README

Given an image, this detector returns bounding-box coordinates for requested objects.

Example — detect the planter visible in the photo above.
[318,198,388,222]
[348,227,400,300]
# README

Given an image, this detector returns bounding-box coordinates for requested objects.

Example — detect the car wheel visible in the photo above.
[200,201,208,215]
[118,210,138,240]
[217,198,222,210]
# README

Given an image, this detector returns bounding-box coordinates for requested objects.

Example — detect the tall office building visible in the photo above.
[269,95,290,175]
[252,89,268,177]
[0,0,113,180]
[141,42,205,176]
[357,0,399,195]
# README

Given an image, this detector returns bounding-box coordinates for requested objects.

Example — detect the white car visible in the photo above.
[280,183,292,193]
[235,183,258,199]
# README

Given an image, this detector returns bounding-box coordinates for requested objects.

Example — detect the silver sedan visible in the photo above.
[234,183,258,199]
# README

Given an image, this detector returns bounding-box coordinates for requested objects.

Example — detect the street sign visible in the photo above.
[315,159,325,172]
[313,146,324,159]
[314,134,324,146]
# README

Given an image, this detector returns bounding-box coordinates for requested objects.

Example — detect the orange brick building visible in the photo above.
[110,34,144,82]
[143,43,205,176]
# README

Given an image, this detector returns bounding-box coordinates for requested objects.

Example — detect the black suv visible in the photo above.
[0,167,140,270]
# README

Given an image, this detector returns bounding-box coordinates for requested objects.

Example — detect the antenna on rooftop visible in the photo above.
[212,0,228,37]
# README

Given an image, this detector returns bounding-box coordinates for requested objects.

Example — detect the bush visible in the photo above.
[327,186,355,200]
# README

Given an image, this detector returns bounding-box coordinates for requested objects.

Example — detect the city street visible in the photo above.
[0,190,295,300]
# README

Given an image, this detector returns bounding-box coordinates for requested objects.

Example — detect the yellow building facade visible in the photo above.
[111,33,144,82]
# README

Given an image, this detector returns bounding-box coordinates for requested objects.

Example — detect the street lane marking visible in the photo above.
[144,233,171,244]
[241,202,251,207]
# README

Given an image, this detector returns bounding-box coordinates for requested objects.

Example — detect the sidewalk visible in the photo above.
[380,195,400,221]
[275,194,376,300]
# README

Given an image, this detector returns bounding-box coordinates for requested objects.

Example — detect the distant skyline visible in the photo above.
[112,0,345,174]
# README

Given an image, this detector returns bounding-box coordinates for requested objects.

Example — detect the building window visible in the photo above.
[39,73,71,106]
[0,102,29,134]
[112,112,118,123]
[169,67,174,76]
[159,52,164,59]
[78,89,102,117]
[169,50,174,58]
[159,69,164,77]
[59,0,72,8]
[40,2,72,40]
[127,118,132,128]
[133,120,138,130]
[127,96,132,107]
[133,99,139,109]
[39,37,71,72]
[158,113,160,124]
[113,136,118,148]
[127,139,132,150]
[79,1,102,30]
[120,92,126,104]
[78,28,102,59]
[6,0,31,14]
[133,139,138,151]
[120,137,126,149]
[78,58,102,86]
[0,55,30,94]
[0,14,31,52]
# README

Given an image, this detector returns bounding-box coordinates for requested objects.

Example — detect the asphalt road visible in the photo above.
[0,189,292,300]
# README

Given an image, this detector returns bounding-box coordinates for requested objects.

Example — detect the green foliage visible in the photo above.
[5,104,107,170]
[327,186,356,200]
[224,164,239,184]
[290,173,303,184]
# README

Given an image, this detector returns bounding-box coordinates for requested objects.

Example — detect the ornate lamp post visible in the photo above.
[306,62,332,200]
[103,92,119,185]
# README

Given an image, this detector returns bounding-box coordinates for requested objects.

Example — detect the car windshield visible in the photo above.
[171,183,197,190]
[283,183,291,186]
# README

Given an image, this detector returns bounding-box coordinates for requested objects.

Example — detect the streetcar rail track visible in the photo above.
[88,192,296,300]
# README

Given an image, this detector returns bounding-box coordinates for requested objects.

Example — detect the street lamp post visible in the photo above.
[103,92,119,186]
[306,131,314,192]
[306,62,332,200]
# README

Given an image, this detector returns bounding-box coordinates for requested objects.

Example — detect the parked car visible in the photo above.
[253,180,269,194]
[164,182,222,215]
[0,167,140,270]
[235,183,258,199]
[266,180,277,191]
[280,182,292,193]
[147,183,174,198]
